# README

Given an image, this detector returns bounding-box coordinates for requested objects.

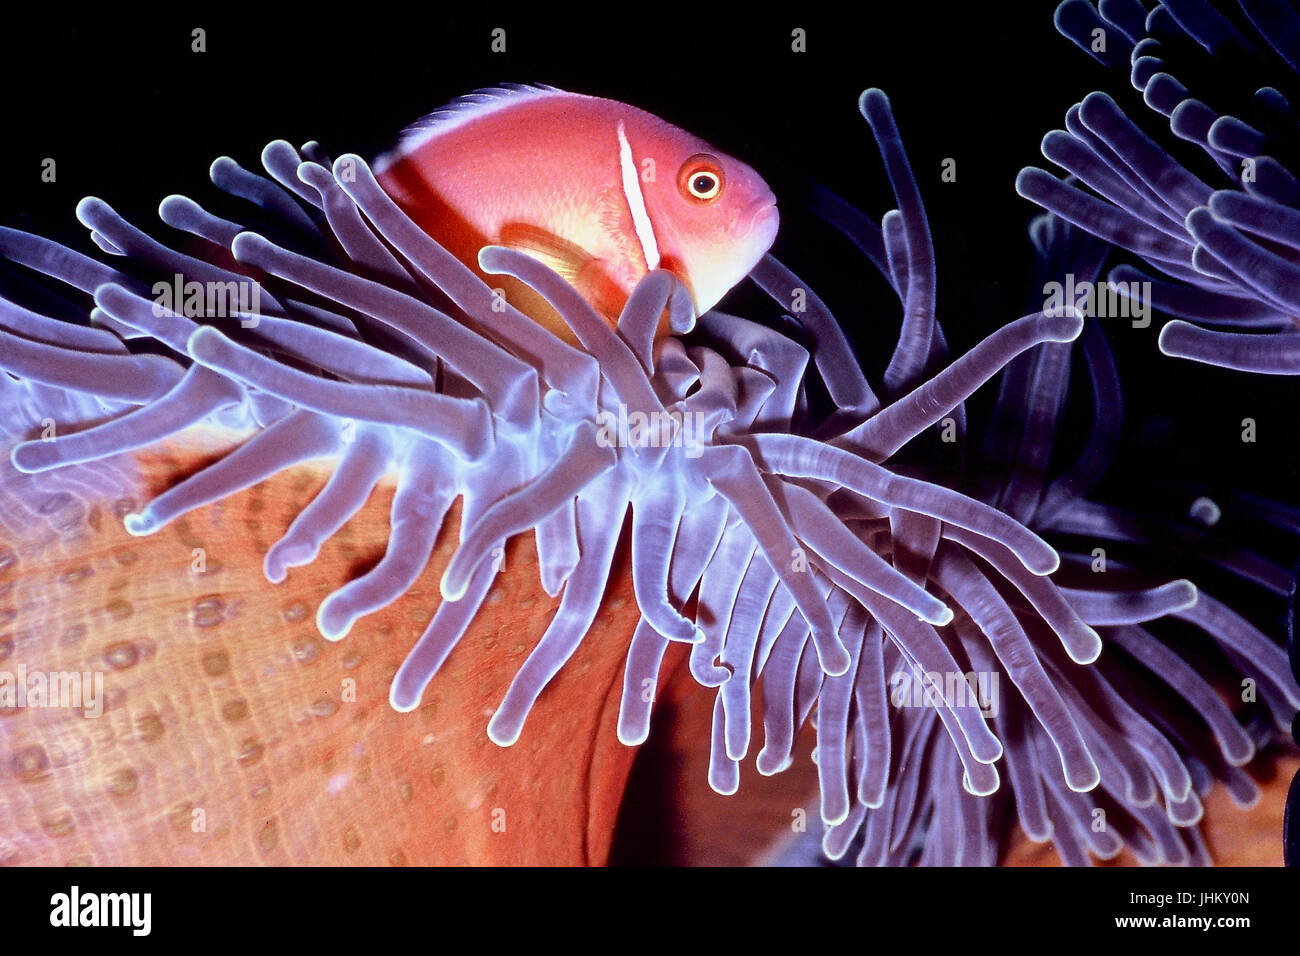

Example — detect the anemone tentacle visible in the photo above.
[1027,0,1300,374]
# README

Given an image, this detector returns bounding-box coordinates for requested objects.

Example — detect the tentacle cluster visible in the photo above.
[744,93,1299,866]
[0,102,1072,749]
[842,209,1295,865]
[1023,0,1300,373]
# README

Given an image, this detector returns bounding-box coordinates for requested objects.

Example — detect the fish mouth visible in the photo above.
[742,197,780,246]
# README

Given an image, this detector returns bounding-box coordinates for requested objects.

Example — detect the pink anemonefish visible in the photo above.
[375,84,780,342]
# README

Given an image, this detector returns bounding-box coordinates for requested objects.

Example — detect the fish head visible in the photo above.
[633,123,779,315]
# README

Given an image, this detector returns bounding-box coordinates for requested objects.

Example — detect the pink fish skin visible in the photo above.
[376,85,779,339]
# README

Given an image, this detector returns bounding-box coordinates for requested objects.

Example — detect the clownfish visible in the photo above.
[375,84,779,341]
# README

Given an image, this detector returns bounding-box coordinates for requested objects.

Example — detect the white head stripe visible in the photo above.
[616,121,661,271]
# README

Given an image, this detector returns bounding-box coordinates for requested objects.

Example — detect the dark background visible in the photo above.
[0,4,1295,552]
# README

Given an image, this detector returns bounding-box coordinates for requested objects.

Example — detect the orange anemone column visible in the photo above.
[0,430,648,866]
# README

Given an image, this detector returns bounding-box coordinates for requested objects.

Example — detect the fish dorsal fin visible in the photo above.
[384,84,571,161]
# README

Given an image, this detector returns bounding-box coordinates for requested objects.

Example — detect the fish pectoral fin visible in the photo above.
[496,223,627,321]
[496,224,603,286]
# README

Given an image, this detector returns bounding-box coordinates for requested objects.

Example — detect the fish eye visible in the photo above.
[678,154,724,202]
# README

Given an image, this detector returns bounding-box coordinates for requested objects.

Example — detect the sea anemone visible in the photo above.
[1021,0,1300,374]
[776,203,1299,865]
[1,78,1294,867]
[1012,0,1300,863]
[0,132,1065,734]
[0,87,1079,854]
[646,78,1296,864]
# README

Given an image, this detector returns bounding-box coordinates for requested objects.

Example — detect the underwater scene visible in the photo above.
[0,4,1296,912]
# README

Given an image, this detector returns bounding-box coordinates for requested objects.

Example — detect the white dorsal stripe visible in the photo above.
[616,120,661,271]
